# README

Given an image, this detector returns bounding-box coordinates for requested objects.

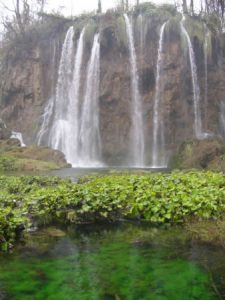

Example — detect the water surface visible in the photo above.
[0,223,224,300]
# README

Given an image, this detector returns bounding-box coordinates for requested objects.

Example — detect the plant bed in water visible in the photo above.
[1,171,225,251]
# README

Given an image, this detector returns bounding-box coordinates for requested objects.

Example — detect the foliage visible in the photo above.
[182,15,206,43]
[134,2,177,23]
[83,20,98,45]
[134,2,157,14]
[1,171,225,251]
[115,16,128,49]
[171,139,225,171]
[0,155,16,171]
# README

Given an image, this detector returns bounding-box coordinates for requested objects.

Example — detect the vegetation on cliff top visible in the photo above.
[1,170,225,251]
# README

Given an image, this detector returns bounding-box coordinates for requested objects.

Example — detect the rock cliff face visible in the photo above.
[1,7,225,166]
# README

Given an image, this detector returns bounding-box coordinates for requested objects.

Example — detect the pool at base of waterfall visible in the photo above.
[0,222,224,300]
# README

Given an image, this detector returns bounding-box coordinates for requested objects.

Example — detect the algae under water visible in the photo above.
[0,223,224,300]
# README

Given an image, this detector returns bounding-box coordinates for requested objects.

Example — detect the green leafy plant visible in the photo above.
[1,171,225,251]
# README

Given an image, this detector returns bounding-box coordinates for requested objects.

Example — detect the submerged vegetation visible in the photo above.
[1,171,225,251]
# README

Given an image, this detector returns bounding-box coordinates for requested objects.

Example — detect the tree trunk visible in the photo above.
[97,0,102,13]
[121,0,124,11]
[190,0,194,14]
[182,0,188,13]
[15,0,25,34]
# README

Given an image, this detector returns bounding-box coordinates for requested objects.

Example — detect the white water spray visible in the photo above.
[181,17,204,139]
[67,27,86,165]
[204,29,210,131]
[124,14,145,167]
[37,97,54,145]
[49,26,74,156]
[152,22,167,168]
[11,131,26,147]
[79,34,102,167]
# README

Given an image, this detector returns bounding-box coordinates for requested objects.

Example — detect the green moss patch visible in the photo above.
[0,141,69,172]
[171,139,225,170]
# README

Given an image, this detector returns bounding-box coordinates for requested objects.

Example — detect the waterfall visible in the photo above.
[37,40,57,145]
[37,97,54,145]
[204,29,209,131]
[11,131,26,147]
[37,26,103,167]
[66,27,86,165]
[152,22,167,168]
[49,26,74,156]
[124,14,145,167]
[180,17,204,139]
[79,34,102,167]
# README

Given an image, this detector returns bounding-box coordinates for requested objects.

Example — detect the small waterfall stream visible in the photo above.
[67,27,86,165]
[37,40,58,145]
[124,14,145,167]
[11,131,26,147]
[152,22,167,168]
[204,29,209,131]
[49,26,74,155]
[37,98,54,145]
[79,34,102,166]
[180,17,204,139]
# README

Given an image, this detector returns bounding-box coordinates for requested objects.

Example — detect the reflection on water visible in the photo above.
[50,167,169,181]
[0,223,224,300]
[1,167,169,182]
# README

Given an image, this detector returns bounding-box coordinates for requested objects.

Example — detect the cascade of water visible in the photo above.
[152,22,167,168]
[37,40,57,145]
[124,14,145,167]
[49,26,74,155]
[79,33,102,166]
[180,17,204,139]
[66,27,86,165]
[204,29,209,131]
[11,131,26,147]
[37,97,54,145]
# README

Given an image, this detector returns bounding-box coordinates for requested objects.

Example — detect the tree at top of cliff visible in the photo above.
[97,0,102,14]
[0,0,47,38]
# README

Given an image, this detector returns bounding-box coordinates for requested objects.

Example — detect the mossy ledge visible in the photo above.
[1,171,225,251]
[0,139,70,172]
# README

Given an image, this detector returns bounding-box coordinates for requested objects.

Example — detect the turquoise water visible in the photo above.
[0,223,224,300]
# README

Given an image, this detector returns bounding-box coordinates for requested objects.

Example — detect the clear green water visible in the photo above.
[0,223,224,300]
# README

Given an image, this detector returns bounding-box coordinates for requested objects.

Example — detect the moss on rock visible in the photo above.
[171,139,225,170]
[0,140,70,172]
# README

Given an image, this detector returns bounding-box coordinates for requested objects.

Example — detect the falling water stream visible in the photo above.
[204,29,209,132]
[10,131,26,147]
[38,27,103,167]
[180,17,204,139]
[124,14,145,167]
[49,26,74,155]
[152,22,167,168]
[37,40,58,146]
[79,34,102,167]
[37,97,54,146]
[67,27,86,166]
